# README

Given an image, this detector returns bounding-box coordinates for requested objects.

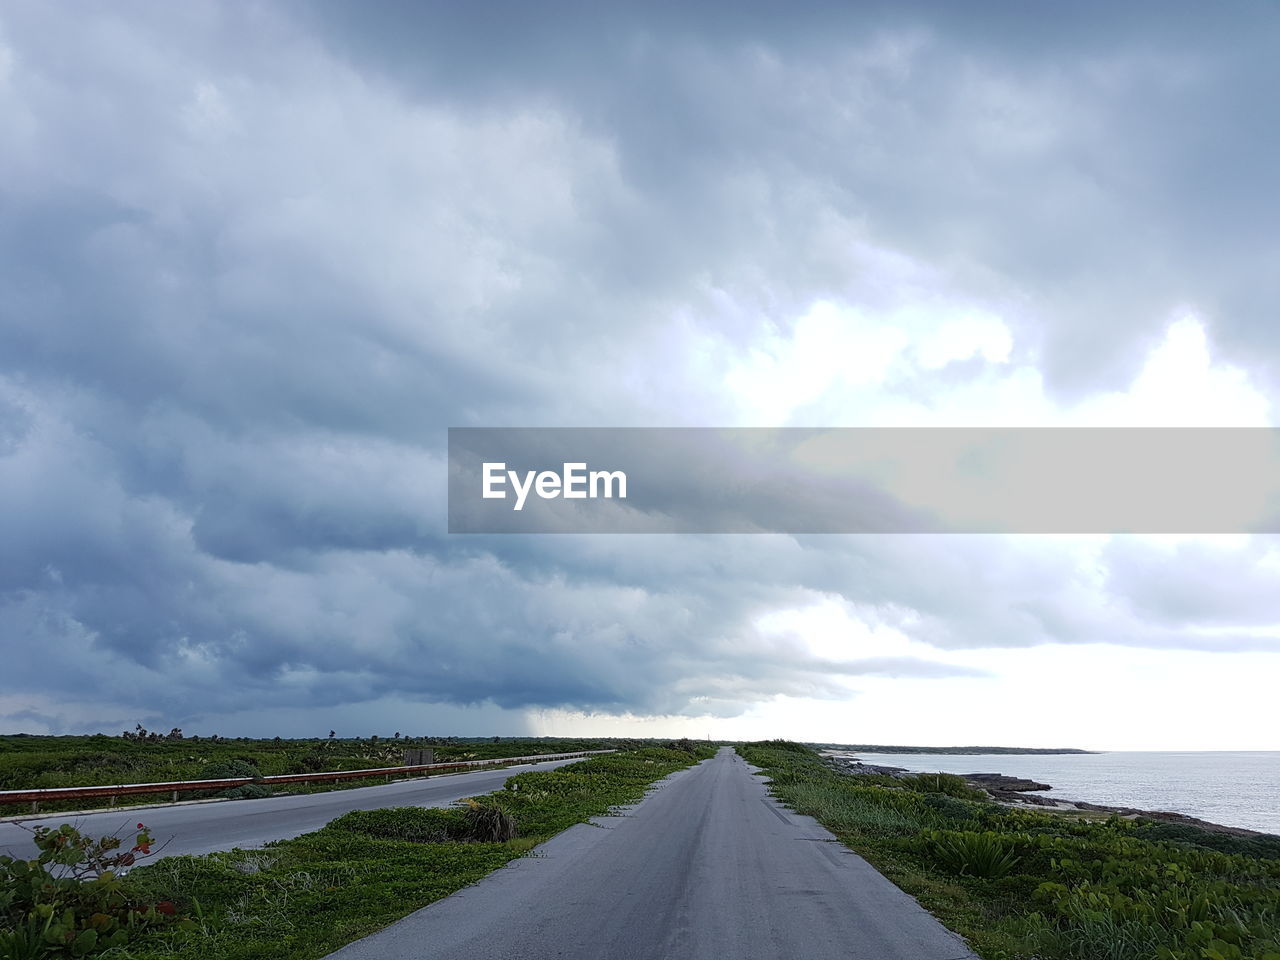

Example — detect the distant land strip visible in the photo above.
[813,744,1097,755]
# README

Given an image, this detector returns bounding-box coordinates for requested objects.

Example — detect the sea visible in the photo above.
[839,751,1280,836]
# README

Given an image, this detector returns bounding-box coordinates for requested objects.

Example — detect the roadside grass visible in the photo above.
[739,741,1280,960]
[784,781,934,835]
[109,745,714,960]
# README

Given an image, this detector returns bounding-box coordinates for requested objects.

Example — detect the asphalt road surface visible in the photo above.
[0,757,584,862]
[327,747,978,960]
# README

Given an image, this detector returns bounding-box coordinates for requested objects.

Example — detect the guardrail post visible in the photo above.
[172,790,178,802]
[31,801,38,814]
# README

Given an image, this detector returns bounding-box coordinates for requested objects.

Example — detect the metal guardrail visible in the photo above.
[0,750,617,813]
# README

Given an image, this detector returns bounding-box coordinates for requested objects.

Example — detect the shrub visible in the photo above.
[0,823,186,957]
[919,792,982,825]
[198,759,260,782]
[900,772,988,802]
[461,801,519,843]
[1133,819,1280,861]
[923,830,1021,879]
[761,739,817,755]
[289,753,332,774]
[660,738,702,754]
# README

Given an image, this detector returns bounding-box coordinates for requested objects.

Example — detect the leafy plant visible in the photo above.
[0,912,55,960]
[0,822,186,957]
[924,830,1022,879]
[460,801,518,843]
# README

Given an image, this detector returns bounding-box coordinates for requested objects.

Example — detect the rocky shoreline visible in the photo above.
[823,752,1271,839]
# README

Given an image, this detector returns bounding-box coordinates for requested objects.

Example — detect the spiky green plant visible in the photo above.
[462,800,519,842]
[925,830,1021,878]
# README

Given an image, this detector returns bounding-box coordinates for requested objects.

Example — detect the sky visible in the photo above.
[1,2,1278,750]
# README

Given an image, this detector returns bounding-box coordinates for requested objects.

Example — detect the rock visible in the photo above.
[826,756,911,778]
[989,790,1060,806]
[965,773,1052,792]
[1066,801,1268,837]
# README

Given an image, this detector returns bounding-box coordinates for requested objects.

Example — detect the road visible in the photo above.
[327,747,978,960]
[0,757,584,862]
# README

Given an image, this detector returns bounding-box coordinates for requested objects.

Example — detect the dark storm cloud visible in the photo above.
[299,0,1280,398]
[1,1,1277,734]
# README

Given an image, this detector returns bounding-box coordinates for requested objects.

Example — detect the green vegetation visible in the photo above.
[740,740,1280,960]
[0,733,692,816]
[2,745,713,959]
[924,830,1021,879]
[0,822,187,958]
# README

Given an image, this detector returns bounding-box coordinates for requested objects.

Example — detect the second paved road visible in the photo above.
[0,757,584,862]
[328,747,978,960]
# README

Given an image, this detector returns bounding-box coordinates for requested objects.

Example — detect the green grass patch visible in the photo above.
[739,741,1280,960]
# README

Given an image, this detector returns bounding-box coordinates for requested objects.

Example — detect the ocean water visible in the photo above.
[839,751,1280,836]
